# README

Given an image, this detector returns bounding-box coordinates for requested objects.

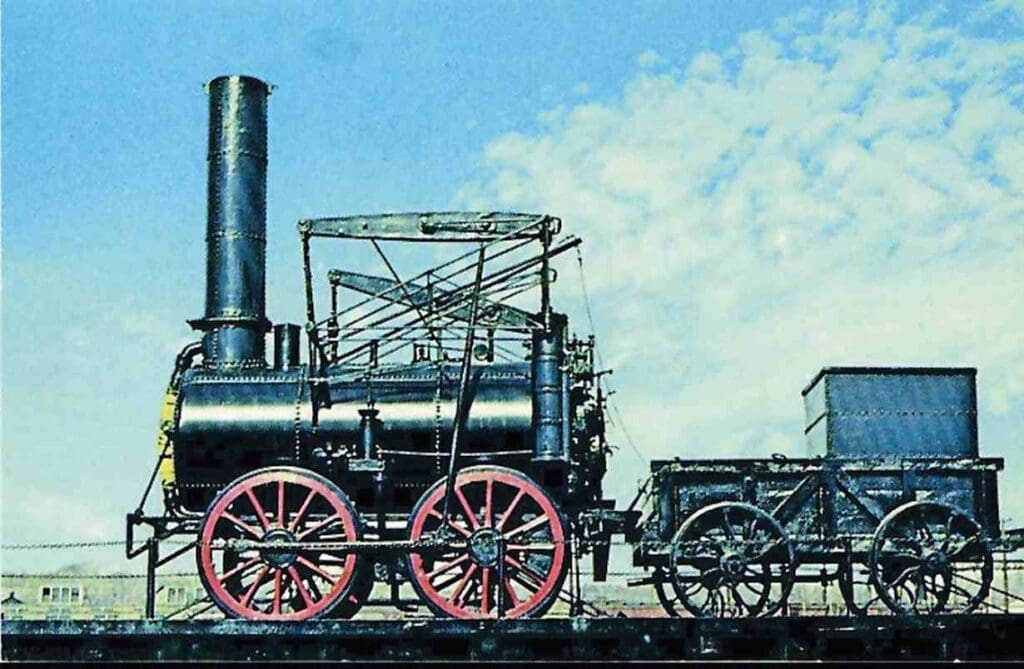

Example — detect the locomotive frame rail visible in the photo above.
[6,616,1024,661]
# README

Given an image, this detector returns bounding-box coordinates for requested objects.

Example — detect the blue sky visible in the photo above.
[2,0,1023,573]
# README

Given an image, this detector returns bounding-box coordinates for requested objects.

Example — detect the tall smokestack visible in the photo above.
[190,75,272,368]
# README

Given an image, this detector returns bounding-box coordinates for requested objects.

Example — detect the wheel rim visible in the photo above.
[669,502,794,618]
[653,568,684,618]
[869,501,992,616]
[407,465,569,619]
[197,467,361,621]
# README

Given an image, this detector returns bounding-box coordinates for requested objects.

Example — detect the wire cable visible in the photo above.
[575,247,646,465]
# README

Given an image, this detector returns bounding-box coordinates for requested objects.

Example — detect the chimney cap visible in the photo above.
[203,74,275,94]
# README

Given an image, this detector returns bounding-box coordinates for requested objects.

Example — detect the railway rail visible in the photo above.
[5,615,1024,661]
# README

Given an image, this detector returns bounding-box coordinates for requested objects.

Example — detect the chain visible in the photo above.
[1,541,126,550]
[0,572,199,579]
[293,366,305,462]
[433,362,444,476]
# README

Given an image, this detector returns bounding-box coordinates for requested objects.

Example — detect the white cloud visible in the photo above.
[970,0,1024,23]
[635,49,661,67]
[459,3,1024,504]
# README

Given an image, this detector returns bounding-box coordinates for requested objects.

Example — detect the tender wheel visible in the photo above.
[868,500,993,616]
[406,465,569,619]
[197,466,363,621]
[669,502,795,618]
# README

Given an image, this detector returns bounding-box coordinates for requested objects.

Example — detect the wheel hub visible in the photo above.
[720,553,746,581]
[260,528,298,569]
[921,550,949,575]
[468,528,502,567]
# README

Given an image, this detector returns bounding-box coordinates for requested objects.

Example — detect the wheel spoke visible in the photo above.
[729,583,752,615]
[683,578,705,596]
[505,514,549,540]
[296,555,339,585]
[885,564,921,589]
[428,554,470,580]
[753,536,789,562]
[946,581,976,600]
[288,566,315,609]
[481,567,492,615]
[241,565,271,607]
[289,489,317,533]
[916,506,933,541]
[246,488,271,530]
[219,557,262,584]
[484,480,494,528]
[220,512,263,539]
[745,515,760,541]
[505,554,547,587]
[455,486,480,530]
[504,578,522,607]
[449,564,479,605]
[297,513,341,540]
[427,507,472,537]
[277,481,286,527]
[949,535,980,559]
[740,579,767,596]
[272,569,283,614]
[942,514,956,550]
[721,507,735,540]
[495,489,526,531]
[510,571,543,595]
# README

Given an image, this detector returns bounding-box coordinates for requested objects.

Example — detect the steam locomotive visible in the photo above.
[127,74,1013,622]
[128,75,629,621]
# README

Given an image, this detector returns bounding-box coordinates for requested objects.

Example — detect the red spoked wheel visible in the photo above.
[197,466,362,621]
[406,465,569,619]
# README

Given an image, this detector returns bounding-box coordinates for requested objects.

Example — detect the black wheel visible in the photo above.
[868,501,993,616]
[669,502,795,618]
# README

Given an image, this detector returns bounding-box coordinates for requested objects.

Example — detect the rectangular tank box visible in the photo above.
[801,367,978,458]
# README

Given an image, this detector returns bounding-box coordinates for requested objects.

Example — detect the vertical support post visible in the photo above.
[300,229,318,371]
[426,272,438,361]
[145,538,158,620]
[820,466,837,537]
[328,283,340,360]
[440,246,486,525]
[540,217,552,330]
[1004,549,1010,613]
[570,528,583,616]
[496,539,506,619]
